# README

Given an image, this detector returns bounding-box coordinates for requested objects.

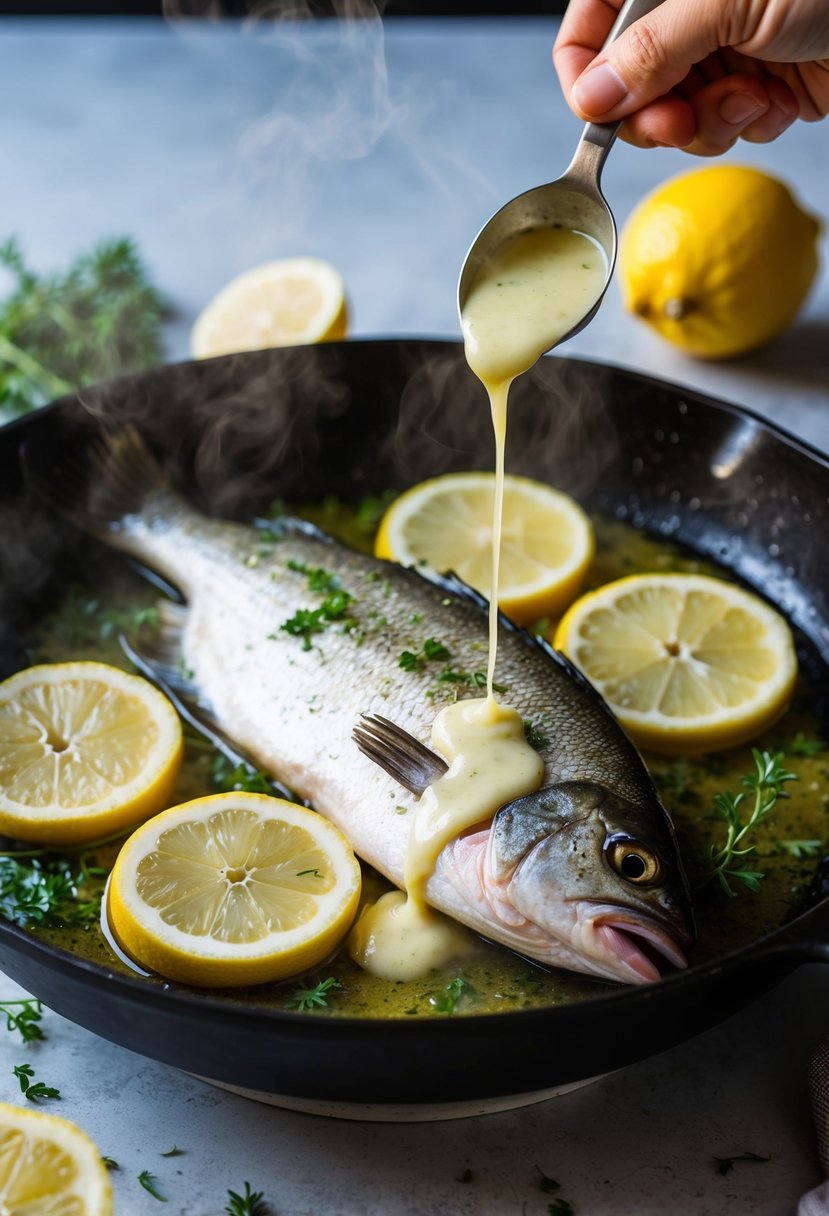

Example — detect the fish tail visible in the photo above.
[26,425,176,544]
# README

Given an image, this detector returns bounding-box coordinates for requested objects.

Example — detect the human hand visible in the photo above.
[553,0,829,156]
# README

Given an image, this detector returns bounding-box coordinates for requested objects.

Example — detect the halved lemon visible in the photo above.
[190,257,348,358]
[553,573,797,754]
[374,472,594,625]
[0,661,183,846]
[0,1101,112,1215]
[107,792,362,988]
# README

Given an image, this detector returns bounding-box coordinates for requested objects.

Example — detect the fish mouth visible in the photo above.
[584,903,690,985]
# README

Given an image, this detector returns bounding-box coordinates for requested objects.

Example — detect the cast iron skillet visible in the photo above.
[1,338,828,1110]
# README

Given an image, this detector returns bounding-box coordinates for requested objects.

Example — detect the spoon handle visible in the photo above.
[572,0,666,168]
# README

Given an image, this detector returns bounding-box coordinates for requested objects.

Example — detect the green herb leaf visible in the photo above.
[137,1170,167,1201]
[225,1181,268,1216]
[400,637,452,673]
[102,1157,120,1171]
[536,1166,561,1193]
[285,977,342,1011]
[0,998,44,1043]
[211,755,272,795]
[13,1063,60,1102]
[778,838,822,859]
[787,732,825,757]
[547,1200,574,1216]
[429,976,476,1016]
[524,720,550,751]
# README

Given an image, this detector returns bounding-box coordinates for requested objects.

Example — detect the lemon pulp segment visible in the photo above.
[554,573,797,754]
[0,1102,113,1215]
[108,793,362,987]
[375,472,594,625]
[0,662,183,845]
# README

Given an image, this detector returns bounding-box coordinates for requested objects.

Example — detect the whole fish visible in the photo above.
[54,428,694,985]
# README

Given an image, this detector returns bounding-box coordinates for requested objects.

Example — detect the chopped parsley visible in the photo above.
[399,637,452,672]
[0,856,102,928]
[211,755,272,795]
[284,976,342,1011]
[524,719,550,751]
[429,976,476,1016]
[280,590,356,651]
[0,998,44,1043]
[13,1063,60,1102]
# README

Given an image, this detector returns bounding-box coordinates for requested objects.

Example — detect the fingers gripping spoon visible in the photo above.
[458,0,664,363]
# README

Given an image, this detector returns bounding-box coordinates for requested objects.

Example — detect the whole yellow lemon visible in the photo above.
[619,165,821,359]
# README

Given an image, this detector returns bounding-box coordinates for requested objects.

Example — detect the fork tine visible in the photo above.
[353,714,448,796]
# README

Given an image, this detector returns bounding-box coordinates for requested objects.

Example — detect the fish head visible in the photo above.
[488,781,695,984]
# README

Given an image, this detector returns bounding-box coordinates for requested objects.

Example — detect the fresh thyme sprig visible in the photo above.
[225,1182,268,1216]
[137,1170,166,1201]
[0,236,167,419]
[0,998,44,1043]
[704,749,797,896]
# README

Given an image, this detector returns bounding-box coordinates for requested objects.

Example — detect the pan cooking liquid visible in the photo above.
[29,518,827,1016]
[349,228,609,979]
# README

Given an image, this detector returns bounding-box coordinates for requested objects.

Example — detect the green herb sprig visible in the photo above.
[429,976,476,1016]
[0,998,44,1043]
[0,236,167,419]
[211,755,273,795]
[225,1182,268,1216]
[137,1170,166,1201]
[704,749,797,896]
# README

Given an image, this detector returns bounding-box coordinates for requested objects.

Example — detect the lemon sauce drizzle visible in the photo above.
[350,227,607,981]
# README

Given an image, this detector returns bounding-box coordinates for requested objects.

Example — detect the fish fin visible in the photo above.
[25,424,175,540]
[123,599,198,697]
[353,714,448,796]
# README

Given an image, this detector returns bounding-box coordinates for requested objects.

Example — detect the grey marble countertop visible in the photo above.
[0,16,828,1215]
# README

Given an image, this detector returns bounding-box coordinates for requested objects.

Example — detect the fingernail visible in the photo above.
[719,92,767,125]
[572,62,628,117]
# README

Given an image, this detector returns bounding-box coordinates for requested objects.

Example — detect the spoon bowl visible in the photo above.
[457,0,663,346]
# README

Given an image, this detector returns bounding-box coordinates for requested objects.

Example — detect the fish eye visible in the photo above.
[604,835,661,885]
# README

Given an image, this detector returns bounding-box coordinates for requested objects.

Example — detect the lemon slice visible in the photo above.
[0,1101,113,1215]
[554,573,798,754]
[375,472,594,625]
[190,257,348,358]
[0,662,183,846]
[107,792,362,988]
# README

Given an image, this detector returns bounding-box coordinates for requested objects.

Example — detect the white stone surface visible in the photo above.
[0,15,828,1214]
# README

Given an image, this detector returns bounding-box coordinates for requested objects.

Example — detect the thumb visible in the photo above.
[571,0,725,120]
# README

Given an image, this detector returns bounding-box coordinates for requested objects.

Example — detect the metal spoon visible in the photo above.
[457,0,664,342]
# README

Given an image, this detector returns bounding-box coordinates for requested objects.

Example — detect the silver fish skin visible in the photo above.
[65,430,694,985]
